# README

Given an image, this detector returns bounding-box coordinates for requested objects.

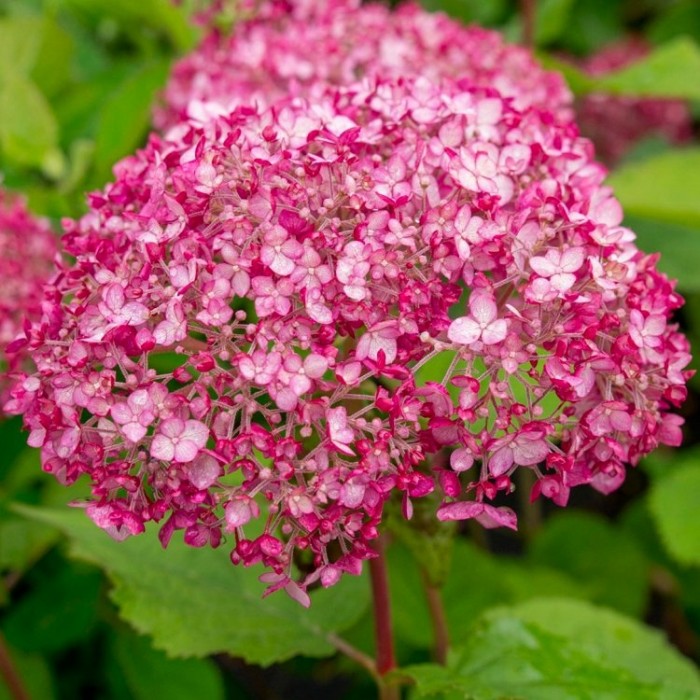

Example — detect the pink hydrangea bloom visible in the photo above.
[0,191,57,412]
[7,67,690,601]
[575,38,693,165]
[156,0,572,130]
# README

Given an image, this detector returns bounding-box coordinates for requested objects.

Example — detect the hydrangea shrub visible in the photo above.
[3,1,691,605]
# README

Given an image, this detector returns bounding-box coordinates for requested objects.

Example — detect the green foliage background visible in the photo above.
[1,0,700,698]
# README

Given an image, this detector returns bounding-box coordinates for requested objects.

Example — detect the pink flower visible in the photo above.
[151,418,209,462]
[0,191,57,412]
[448,293,508,347]
[111,388,156,443]
[437,501,518,530]
[8,17,689,604]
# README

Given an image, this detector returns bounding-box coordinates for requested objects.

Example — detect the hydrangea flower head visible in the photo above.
[8,71,690,601]
[0,191,57,411]
[157,0,572,129]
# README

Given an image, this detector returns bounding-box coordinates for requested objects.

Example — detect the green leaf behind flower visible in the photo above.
[650,461,700,567]
[404,598,700,699]
[14,506,371,665]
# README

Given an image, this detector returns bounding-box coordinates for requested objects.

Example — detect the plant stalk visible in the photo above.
[369,535,400,700]
[421,572,449,666]
[521,0,536,48]
[0,631,30,700]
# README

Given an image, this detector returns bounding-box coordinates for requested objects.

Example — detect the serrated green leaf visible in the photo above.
[529,511,649,617]
[13,506,371,665]
[607,149,700,229]
[0,74,62,172]
[110,629,225,700]
[405,598,700,699]
[649,462,700,567]
[90,59,171,187]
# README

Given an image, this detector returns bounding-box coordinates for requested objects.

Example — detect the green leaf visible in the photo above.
[542,38,700,100]
[90,59,171,187]
[558,0,622,55]
[0,74,62,173]
[2,562,102,653]
[30,16,76,98]
[0,516,59,577]
[0,16,44,77]
[623,215,700,292]
[419,0,509,25]
[607,149,700,229]
[535,0,576,45]
[405,598,700,699]
[109,629,225,700]
[649,461,700,567]
[648,1,700,47]
[529,511,649,617]
[388,540,586,650]
[595,37,700,99]
[14,506,371,665]
[57,0,197,52]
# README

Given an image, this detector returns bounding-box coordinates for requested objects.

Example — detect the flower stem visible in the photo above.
[369,534,400,700]
[327,633,380,683]
[521,0,536,48]
[421,571,449,665]
[0,631,30,700]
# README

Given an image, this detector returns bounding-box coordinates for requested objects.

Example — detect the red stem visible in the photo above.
[0,631,30,700]
[521,0,536,48]
[422,574,449,666]
[369,535,401,700]
[369,535,396,676]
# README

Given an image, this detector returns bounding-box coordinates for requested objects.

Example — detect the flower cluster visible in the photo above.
[7,65,690,601]
[157,0,572,130]
[0,191,57,411]
[575,38,693,164]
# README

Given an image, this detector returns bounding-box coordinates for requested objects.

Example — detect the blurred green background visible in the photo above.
[2,1,700,698]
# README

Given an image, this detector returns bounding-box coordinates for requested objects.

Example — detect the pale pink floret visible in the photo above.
[529,247,586,294]
[437,501,518,530]
[111,389,156,443]
[448,293,508,347]
[327,406,356,456]
[151,418,209,462]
